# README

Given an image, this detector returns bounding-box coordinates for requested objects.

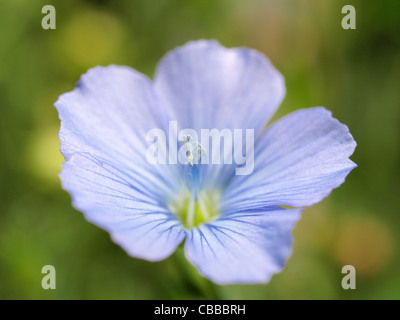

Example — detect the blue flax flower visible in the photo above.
[56,40,356,284]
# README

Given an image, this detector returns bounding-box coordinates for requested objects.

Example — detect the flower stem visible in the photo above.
[174,246,221,299]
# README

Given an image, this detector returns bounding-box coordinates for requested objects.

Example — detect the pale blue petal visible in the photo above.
[61,153,185,261]
[154,39,284,132]
[222,107,357,212]
[55,65,182,206]
[154,40,285,188]
[184,207,302,284]
[56,66,186,261]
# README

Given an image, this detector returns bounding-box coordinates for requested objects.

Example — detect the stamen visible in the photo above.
[167,135,218,229]
[184,163,203,227]
[197,193,210,221]
[187,184,196,228]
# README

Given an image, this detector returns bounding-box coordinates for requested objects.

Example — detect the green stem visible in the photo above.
[173,246,221,299]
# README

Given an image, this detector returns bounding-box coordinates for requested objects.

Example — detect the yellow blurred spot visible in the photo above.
[334,217,393,275]
[27,126,63,184]
[59,10,125,69]
[292,202,337,251]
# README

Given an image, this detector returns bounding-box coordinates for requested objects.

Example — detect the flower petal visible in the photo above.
[184,207,301,284]
[55,65,182,205]
[61,153,185,261]
[56,66,186,261]
[222,107,357,212]
[154,40,285,133]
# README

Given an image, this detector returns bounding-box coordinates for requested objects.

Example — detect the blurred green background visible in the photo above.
[0,0,399,299]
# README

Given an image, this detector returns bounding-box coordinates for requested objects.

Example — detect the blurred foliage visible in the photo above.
[0,0,399,299]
